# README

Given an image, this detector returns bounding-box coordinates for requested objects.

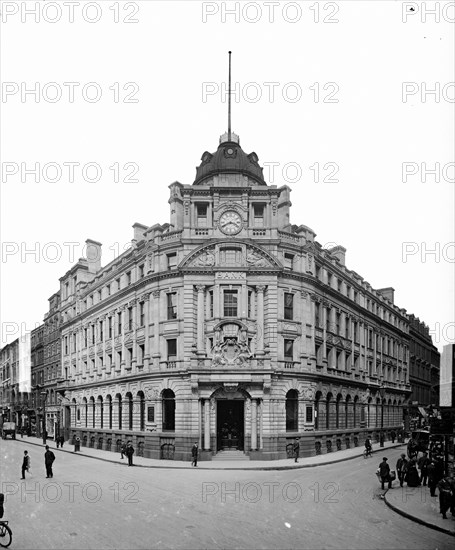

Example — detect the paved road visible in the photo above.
[1,441,453,549]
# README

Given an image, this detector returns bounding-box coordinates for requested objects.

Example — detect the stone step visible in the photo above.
[212,451,250,461]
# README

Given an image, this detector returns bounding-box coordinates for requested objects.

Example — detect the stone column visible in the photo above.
[204,399,210,450]
[131,299,138,370]
[142,293,151,369]
[196,285,205,354]
[251,399,257,451]
[256,285,266,355]
[152,290,161,367]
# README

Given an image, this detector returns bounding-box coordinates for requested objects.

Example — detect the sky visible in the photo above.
[0,0,454,352]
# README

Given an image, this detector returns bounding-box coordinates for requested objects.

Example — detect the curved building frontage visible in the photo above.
[57,131,413,460]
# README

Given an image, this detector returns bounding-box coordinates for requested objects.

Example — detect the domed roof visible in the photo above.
[193,133,266,186]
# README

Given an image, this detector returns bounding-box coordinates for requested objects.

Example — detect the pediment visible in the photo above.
[181,241,282,269]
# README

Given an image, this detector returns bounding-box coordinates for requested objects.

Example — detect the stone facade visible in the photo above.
[54,131,416,460]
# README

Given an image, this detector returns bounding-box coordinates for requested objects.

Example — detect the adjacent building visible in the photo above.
[407,314,440,429]
[54,129,415,460]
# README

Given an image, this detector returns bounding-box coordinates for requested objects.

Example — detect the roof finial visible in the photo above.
[228,50,232,142]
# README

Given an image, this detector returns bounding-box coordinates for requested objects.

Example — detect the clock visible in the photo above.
[219,210,242,235]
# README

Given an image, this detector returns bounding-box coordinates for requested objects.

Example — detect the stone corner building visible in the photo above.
[57,130,415,461]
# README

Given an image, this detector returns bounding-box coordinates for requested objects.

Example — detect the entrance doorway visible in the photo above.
[217,400,244,451]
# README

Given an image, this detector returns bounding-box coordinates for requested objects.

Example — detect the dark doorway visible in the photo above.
[217,400,244,451]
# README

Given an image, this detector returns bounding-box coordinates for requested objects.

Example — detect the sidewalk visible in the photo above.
[384,483,455,537]
[13,435,403,471]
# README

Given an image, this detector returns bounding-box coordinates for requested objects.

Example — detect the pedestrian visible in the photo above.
[56,436,60,449]
[437,476,453,519]
[293,438,300,463]
[191,443,199,467]
[44,445,56,478]
[59,435,64,448]
[120,441,127,460]
[21,451,30,479]
[396,453,408,488]
[405,458,420,487]
[390,430,396,444]
[378,457,392,490]
[364,437,372,457]
[417,451,430,486]
[379,432,385,447]
[125,442,134,466]
[427,461,438,496]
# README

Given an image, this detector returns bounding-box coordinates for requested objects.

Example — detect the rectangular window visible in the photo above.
[99,321,104,342]
[197,204,208,227]
[209,290,214,318]
[284,339,294,360]
[128,307,133,331]
[108,317,112,339]
[167,339,177,360]
[139,344,145,365]
[99,356,104,369]
[336,313,340,334]
[107,354,112,369]
[140,302,145,326]
[139,264,144,278]
[64,336,68,354]
[167,293,177,320]
[305,406,313,423]
[253,204,265,227]
[126,271,131,286]
[98,290,102,302]
[248,290,253,317]
[116,278,121,290]
[167,253,177,270]
[117,312,122,334]
[284,253,294,270]
[315,303,320,327]
[147,406,155,422]
[73,334,76,352]
[284,292,294,320]
[223,290,238,317]
[91,325,95,344]
[106,284,111,296]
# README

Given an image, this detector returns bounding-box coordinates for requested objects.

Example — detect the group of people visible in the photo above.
[120,442,135,466]
[20,445,56,479]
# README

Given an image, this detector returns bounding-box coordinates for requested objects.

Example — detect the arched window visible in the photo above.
[137,391,145,431]
[98,396,104,429]
[116,394,122,430]
[106,395,113,429]
[83,397,88,428]
[285,390,299,432]
[90,397,95,428]
[162,389,175,431]
[126,392,133,431]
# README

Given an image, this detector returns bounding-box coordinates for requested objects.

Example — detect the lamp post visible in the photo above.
[41,391,47,444]
[379,381,386,447]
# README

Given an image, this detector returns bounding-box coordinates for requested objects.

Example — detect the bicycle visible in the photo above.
[363,447,373,458]
[0,521,12,548]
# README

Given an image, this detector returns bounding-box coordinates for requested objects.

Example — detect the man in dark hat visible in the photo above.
[378,457,392,490]
[44,445,55,478]
[293,438,300,463]
[396,453,408,488]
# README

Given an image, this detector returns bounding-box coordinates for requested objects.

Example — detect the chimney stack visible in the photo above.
[85,239,102,273]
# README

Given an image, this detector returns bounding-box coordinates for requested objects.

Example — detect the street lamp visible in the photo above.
[379,381,386,447]
[41,391,47,444]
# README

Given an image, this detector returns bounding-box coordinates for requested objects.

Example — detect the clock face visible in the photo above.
[219,210,242,235]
